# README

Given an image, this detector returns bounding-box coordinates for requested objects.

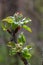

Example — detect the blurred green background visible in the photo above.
[0,0,43,65]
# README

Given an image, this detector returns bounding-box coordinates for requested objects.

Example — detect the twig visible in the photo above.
[7,29,29,65]
[17,52,29,65]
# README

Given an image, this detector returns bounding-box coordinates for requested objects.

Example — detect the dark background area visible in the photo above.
[0,0,43,65]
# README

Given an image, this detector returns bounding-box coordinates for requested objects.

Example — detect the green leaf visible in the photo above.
[22,47,32,59]
[18,32,26,45]
[2,16,14,23]
[2,23,7,31]
[7,42,15,48]
[22,25,32,32]
[11,23,18,30]
[9,48,16,56]
[22,17,31,24]
[2,16,19,31]
[2,22,11,31]
[27,45,32,49]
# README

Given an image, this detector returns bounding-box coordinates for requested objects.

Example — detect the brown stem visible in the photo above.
[17,52,29,65]
[7,29,17,43]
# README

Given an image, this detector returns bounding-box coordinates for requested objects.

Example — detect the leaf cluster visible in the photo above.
[8,32,32,60]
[2,12,32,32]
[1,12,32,61]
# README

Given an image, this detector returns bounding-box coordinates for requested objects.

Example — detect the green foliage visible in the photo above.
[22,46,32,59]
[8,42,32,60]
[2,12,32,32]
[8,43,22,56]
[2,16,14,23]
[18,32,26,45]
[22,25,32,32]
[7,32,32,60]
[1,12,32,63]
